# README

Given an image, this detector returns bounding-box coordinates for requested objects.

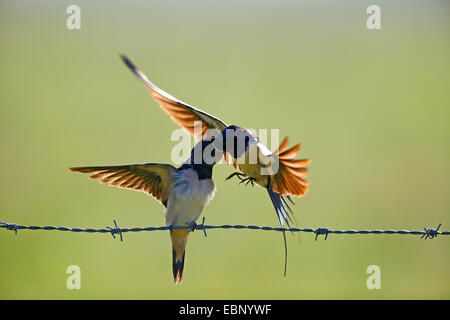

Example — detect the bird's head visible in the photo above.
[189,137,221,166]
[213,125,255,159]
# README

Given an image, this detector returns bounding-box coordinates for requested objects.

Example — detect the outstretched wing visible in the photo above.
[69,163,176,207]
[121,55,228,140]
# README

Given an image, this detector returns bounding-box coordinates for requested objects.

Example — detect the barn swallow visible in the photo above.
[120,55,311,275]
[70,138,218,284]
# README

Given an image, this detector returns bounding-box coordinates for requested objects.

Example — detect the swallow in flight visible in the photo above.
[70,138,218,284]
[120,55,311,275]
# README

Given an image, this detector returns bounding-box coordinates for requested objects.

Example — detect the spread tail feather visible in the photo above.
[272,137,311,197]
[170,229,190,284]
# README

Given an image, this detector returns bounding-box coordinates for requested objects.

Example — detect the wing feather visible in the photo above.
[121,55,227,140]
[69,163,176,207]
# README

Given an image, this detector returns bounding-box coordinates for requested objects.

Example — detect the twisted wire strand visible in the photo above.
[0,220,447,241]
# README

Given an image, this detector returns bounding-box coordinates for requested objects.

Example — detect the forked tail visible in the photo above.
[170,228,190,284]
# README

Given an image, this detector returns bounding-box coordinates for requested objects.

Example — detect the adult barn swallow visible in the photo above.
[120,55,310,227]
[70,138,218,284]
[120,56,311,274]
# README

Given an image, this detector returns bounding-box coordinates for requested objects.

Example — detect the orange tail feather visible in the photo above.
[272,137,311,197]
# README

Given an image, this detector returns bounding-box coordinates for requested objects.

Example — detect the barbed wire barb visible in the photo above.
[106,219,123,241]
[314,228,329,241]
[421,223,441,240]
[0,222,19,235]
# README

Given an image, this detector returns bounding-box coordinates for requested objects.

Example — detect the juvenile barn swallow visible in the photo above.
[70,138,218,284]
[121,56,311,275]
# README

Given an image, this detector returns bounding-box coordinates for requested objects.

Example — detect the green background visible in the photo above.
[0,0,449,299]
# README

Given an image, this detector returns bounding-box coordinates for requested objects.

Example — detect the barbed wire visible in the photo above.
[0,218,447,241]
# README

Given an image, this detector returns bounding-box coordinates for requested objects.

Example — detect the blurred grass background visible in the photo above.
[0,0,449,299]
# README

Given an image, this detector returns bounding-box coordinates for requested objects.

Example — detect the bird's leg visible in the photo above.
[240,177,256,187]
[225,171,247,181]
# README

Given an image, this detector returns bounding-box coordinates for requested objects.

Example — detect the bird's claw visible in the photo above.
[239,177,256,187]
[225,172,247,181]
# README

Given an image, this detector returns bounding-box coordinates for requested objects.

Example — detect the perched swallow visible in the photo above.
[70,138,218,284]
[120,55,311,275]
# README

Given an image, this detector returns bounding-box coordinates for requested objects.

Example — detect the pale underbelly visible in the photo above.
[237,147,272,187]
[165,197,207,226]
[165,177,215,226]
[239,162,269,187]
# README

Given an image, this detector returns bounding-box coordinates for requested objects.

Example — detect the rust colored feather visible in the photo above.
[267,137,311,197]
[69,164,175,206]
[275,137,290,154]
[278,144,302,160]
[285,159,311,168]
[120,55,227,141]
